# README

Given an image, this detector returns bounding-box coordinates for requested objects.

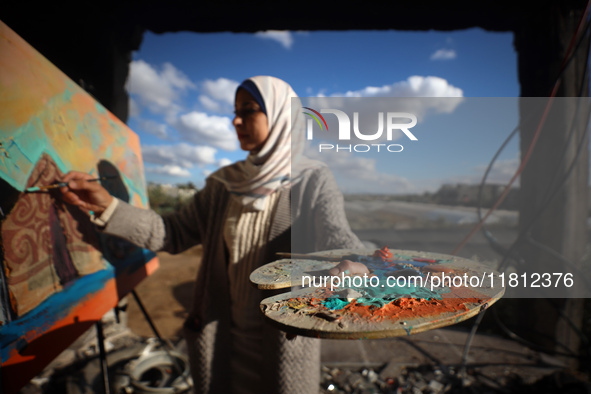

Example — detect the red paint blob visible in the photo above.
[373,246,394,262]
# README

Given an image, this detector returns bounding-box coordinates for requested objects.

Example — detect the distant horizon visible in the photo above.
[146,179,521,194]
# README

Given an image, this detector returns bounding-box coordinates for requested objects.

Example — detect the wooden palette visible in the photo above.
[252,248,504,339]
[250,249,355,290]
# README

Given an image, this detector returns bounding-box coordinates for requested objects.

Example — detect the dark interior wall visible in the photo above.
[0,0,532,122]
[1,3,144,121]
[2,1,587,120]
[135,1,520,33]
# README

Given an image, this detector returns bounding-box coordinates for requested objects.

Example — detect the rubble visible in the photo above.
[320,363,591,394]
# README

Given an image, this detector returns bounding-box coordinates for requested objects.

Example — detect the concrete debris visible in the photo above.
[320,364,591,394]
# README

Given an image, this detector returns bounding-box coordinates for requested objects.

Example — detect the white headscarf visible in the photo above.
[210,76,322,210]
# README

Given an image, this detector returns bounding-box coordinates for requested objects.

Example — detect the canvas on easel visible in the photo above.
[0,20,158,393]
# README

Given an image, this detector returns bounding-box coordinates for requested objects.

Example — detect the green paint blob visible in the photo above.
[322,298,350,310]
[323,265,452,309]
[62,86,74,102]
[320,255,455,311]
[95,101,107,114]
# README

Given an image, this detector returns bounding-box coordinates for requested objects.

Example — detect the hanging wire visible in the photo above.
[451,1,591,256]
[496,34,591,275]
[457,0,591,366]
[494,47,591,361]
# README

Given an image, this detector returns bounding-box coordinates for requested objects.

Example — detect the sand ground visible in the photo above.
[126,246,202,339]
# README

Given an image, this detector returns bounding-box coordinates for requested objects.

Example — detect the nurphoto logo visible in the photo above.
[302,107,418,153]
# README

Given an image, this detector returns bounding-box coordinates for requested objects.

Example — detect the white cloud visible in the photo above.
[129,97,140,117]
[142,143,217,168]
[255,30,294,49]
[304,76,464,143]
[127,60,195,119]
[430,49,457,61]
[202,78,239,105]
[196,78,240,114]
[138,119,168,139]
[176,111,238,151]
[340,76,463,98]
[161,63,194,90]
[202,169,213,177]
[433,158,520,190]
[307,150,414,194]
[218,158,233,167]
[301,154,519,196]
[199,95,222,112]
[146,165,191,177]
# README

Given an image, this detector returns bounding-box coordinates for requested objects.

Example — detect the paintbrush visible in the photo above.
[25,176,117,192]
[275,252,359,262]
[276,252,441,264]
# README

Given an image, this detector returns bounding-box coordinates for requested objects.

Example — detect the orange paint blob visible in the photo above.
[373,246,394,261]
[420,265,457,276]
[341,297,482,323]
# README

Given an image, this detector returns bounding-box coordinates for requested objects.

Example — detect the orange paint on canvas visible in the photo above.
[1,20,156,394]
[0,23,69,131]
[1,256,158,394]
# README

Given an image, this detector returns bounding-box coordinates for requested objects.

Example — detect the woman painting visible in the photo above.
[61,76,364,393]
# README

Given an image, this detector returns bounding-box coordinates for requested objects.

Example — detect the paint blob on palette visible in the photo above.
[254,247,504,339]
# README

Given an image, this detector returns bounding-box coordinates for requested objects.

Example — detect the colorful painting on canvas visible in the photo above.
[0,20,158,393]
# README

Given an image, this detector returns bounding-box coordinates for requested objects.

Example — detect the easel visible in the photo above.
[94,290,190,394]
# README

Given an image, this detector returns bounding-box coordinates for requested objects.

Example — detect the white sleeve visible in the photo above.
[90,197,119,227]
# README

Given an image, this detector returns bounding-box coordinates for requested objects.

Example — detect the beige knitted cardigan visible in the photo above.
[102,166,363,393]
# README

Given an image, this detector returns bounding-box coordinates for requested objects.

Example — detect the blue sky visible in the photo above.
[126,28,520,193]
